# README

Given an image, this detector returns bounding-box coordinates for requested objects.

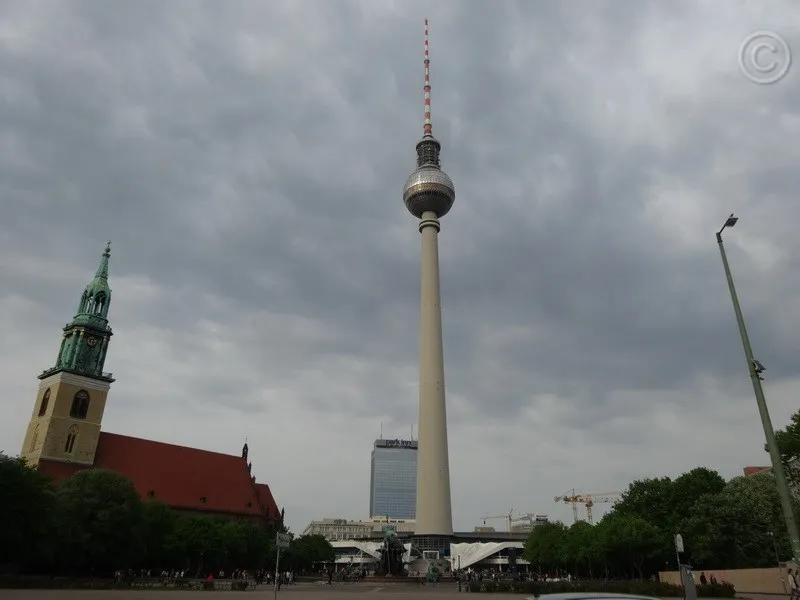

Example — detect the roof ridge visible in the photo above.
[102,431,246,460]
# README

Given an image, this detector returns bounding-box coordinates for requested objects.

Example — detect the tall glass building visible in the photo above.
[369,438,418,519]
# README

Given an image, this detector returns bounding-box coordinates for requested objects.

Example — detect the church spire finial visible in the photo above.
[95,241,111,279]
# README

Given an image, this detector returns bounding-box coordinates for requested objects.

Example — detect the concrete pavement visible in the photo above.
[0,581,776,599]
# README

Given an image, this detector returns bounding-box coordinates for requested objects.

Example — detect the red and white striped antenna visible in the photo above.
[423,18,433,137]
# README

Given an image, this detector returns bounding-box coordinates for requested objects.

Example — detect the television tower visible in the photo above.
[402,19,455,542]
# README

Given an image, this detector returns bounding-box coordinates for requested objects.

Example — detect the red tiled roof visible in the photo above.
[254,482,278,516]
[743,466,771,476]
[38,432,279,518]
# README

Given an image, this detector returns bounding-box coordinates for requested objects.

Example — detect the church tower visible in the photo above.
[20,243,115,467]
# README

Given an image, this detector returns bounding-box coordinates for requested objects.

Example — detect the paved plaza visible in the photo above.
[0,581,780,600]
[0,581,502,600]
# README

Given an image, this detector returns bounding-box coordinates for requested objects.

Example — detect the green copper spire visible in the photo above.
[75,241,112,321]
[40,242,115,382]
[95,240,110,279]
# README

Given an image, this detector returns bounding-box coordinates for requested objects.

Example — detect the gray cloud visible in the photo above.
[2,0,799,530]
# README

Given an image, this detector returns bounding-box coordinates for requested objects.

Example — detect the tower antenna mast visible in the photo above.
[423,18,432,137]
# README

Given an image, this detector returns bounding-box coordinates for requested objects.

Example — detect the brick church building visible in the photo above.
[19,243,280,523]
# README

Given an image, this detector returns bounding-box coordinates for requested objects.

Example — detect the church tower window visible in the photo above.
[38,388,51,416]
[70,390,90,419]
[65,425,79,454]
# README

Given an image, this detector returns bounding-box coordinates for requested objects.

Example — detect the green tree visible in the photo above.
[681,472,798,569]
[142,500,179,568]
[614,476,675,532]
[598,512,660,579]
[169,515,225,573]
[524,521,568,573]
[0,454,56,570]
[671,467,726,528]
[55,469,145,573]
[563,520,600,578]
[610,467,726,570]
[773,409,800,485]
[219,520,273,570]
[283,534,334,572]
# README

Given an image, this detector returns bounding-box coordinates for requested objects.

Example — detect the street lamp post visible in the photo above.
[768,531,781,566]
[716,213,800,563]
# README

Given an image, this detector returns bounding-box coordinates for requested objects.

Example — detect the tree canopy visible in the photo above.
[525,468,797,577]
[7,407,800,578]
[773,410,800,485]
[0,457,332,576]
[56,469,147,572]
[0,453,57,569]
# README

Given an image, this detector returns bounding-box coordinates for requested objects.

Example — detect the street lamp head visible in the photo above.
[717,213,739,242]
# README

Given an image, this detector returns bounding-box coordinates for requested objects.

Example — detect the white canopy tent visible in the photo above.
[450,541,527,570]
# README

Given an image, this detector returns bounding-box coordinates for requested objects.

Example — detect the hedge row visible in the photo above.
[467,579,736,597]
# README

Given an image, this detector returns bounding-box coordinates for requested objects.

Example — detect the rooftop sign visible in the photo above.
[375,438,418,449]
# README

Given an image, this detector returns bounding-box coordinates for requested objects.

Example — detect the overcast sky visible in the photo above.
[1,0,799,533]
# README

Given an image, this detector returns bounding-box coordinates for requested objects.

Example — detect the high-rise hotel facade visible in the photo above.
[369,438,418,519]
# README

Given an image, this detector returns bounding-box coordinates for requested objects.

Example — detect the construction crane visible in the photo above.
[554,490,621,524]
[482,508,514,532]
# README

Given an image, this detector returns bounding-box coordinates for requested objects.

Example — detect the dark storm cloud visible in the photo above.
[1,0,796,411]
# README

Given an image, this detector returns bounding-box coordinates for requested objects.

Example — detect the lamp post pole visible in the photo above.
[768,531,781,566]
[716,214,800,563]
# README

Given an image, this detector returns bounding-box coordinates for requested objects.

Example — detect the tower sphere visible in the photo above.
[403,166,455,219]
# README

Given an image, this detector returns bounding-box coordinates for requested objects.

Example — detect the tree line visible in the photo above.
[524,408,800,578]
[0,456,334,576]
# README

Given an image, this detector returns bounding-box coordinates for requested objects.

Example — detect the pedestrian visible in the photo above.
[788,568,799,600]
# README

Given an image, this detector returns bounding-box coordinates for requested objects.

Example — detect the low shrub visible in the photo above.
[231,579,249,591]
[467,578,736,597]
[698,582,737,598]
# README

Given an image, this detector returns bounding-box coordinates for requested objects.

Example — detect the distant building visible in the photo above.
[369,438,417,519]
[510,514,550,534]
[302,517,416,541]
[474,526,496,533]
[744,466,771,476]
[742,464,800,501]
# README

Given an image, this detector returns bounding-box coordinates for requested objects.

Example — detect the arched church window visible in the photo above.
[29,424,40,452]
[70,390,90,419]
[38,388,51,417]
[65,425,79,453]
[94,292,106,315]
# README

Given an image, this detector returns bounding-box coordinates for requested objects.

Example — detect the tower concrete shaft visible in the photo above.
[414,211,453,536]
[403,19,455,541]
